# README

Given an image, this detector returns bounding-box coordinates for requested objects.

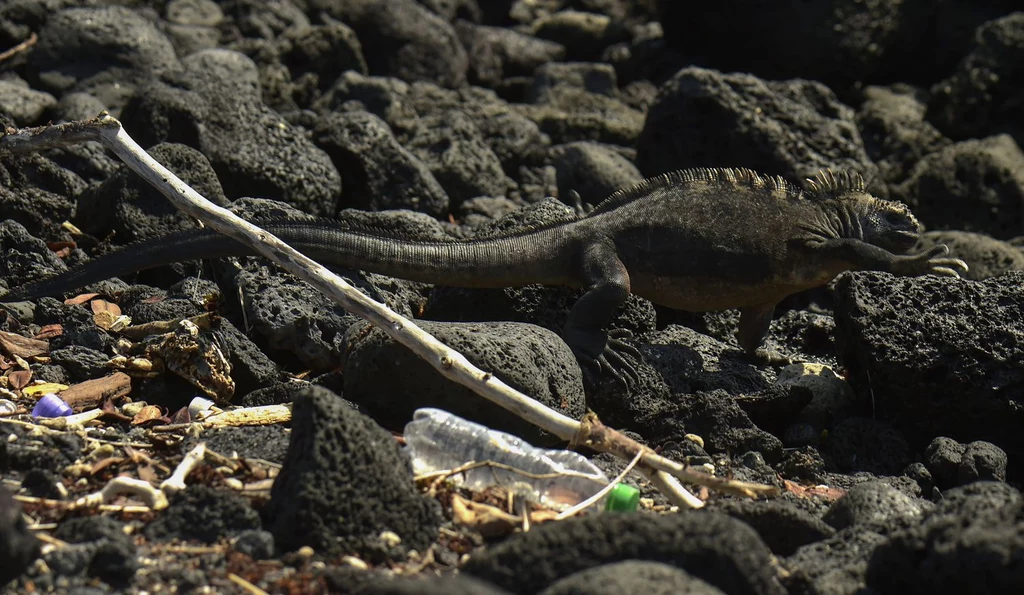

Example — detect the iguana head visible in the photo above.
[856,196,922,253]
[807,169,922,254]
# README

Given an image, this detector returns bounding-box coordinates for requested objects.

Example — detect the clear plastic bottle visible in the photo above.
[403,408,611,511]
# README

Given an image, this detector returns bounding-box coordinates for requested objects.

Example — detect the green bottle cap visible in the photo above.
[604,483,640,512]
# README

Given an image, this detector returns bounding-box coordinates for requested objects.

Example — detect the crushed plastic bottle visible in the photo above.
[404,408,613,511]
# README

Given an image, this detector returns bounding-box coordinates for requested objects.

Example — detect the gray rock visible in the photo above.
[549,141,642,206]
[891,134,1024,239]
[833,271,1024,459]
[28,6,180,110]
[924,436,965,489]
[0,220,68,289]
[866,482,1024,593]
[315,111,450,216]
[343,320,585,445]
[656,1,1014,91]
[915,230,1024,280]
[776,363,857,430]
[0,486,40,586]
[518,85,644,147]
[958,440,1008,485]
[637,67,882,195]
[462,511,786,595]
[0,78,56,125]
[348,574,510,595]
[823,481,932,533]
[54,91,107,122]
[528,61,619,103]
[121,49,341,216]
[712,499,836,557]
[74,142,228,243]
[785,527,888,595]
[540,561,725,595]
[929,13,1024,147]
[166,0,224,27]
[531,10,629,61]
[145,485,261,544]
[220,0,309,40]
[315,111,448,213]
[310,0,468,88]
[404,110,515,204]
[48,346,110,381]
[316,72,550,173]
[278,22,368,87]
[454,20,565,87]
[825,417,914,476]
[231,530,275,560]
[0,151,79,241]
[228,254,421,372]
[856,84,952,184]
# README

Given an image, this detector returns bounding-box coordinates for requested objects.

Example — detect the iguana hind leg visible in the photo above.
[563,241,641,384]
[738,303,791,365]
[738,303,776,354]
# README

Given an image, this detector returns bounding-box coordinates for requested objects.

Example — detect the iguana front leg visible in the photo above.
[563,241,641,384]
[811,239,969,277]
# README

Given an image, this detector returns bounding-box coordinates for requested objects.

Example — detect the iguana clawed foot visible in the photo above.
[901,244,970,278]
[564,327,642,387]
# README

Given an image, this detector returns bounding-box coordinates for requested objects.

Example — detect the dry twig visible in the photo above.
[0,32,37,64]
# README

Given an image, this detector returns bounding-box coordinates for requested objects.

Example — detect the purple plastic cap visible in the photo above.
[32,393,73,418]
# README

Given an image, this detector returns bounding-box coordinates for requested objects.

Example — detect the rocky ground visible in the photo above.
[1,0,1023,593]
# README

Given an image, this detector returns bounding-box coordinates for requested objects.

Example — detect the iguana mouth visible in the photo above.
[889,229,921,252]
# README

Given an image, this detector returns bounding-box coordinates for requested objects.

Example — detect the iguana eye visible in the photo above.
[882,210,907,226]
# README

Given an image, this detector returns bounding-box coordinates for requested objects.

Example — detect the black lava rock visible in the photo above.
[266,385,441,559]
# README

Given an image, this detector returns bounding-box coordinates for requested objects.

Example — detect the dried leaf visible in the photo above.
[7,370,31,390]
[65,292,100,306]
[90,299,121,317]
[137,465,158,483]
[124,446,153,466]
[450,493,519,538]
[93,310,117,331]
[33,324,63,340]
[783,479,846,501]
[0,330,49,358]
[92,300,123,331]
[46,240,77,252]
[131,404,165,426]
[22,382,69,397]
[108,315,131,332]
[170,406,191,425]
[90,457,125,475]
[99,398,134,423]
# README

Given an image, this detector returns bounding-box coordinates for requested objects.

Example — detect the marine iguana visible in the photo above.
[1,167,967,381]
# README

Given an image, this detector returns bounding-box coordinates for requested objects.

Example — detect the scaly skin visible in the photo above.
[2,168,968,382]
